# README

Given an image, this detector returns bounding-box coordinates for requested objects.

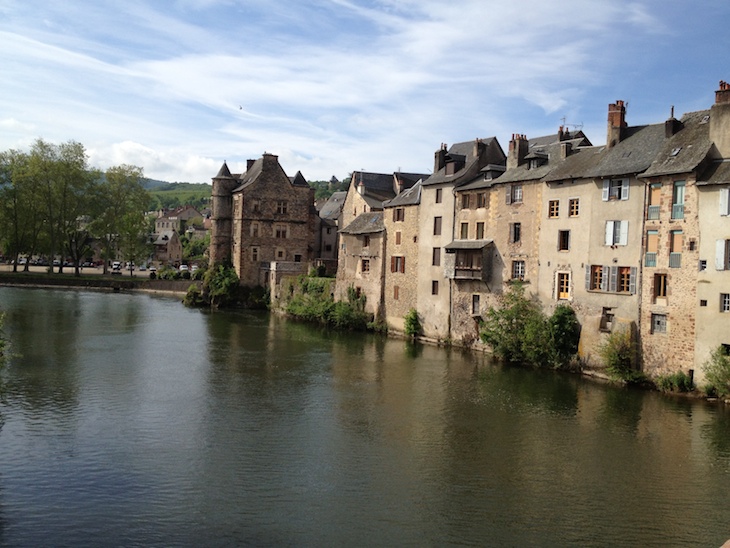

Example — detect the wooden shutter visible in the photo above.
[609,266,618,292]
[601,266,609,291]
[619,221,629,246]
[602,180,609,201]
[717,239,727,270]
[721,188,730,216]
[605,221,614,245]
[584,265,591,290]
[629,267,637,294]
[401,257,406,273]
[391,256,396,273]
[505,185,512,205]
[621,179,630,200]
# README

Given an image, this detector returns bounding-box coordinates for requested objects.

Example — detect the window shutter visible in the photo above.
[391,256,396,273]
[717,239,727,270]
[585,265,591,290]
[605,221,614,245]
[619,221,629,246]
[629,267,637,294]
[720,188,730,216]
[609,266,618,292]
[602,180,609,201]
[505,186,512,205]
[401,257,406,273]
[601,266,609,291]
[392,209,397,222]
[621,179,630,200]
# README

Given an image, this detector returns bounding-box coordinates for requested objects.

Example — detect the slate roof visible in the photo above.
[542,146,605,182]
[697,159,730,186]
[339,211,384,235]
[384,180,422,207]
[318,191,347,220]
[640,110,713,178]
[444,239,493,250]
[152,230,176,246]
[422,137,501,187]
[589,124,668,178]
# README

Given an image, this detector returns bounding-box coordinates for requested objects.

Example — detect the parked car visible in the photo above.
[148,265,157,273]
[111,261,122,275]
[179,264,189,272]
[138,264,147,271]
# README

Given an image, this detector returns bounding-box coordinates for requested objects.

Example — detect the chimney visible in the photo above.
[561,142,573,159]
[665,106,683,138]
[607,100,627,149]
[434,143,447,172]
[247,159,255,170]
[262,152,278,170]
[507,134,529,169]
[473,138,483,159]
[710,80,730,157]
[356,172,365,195]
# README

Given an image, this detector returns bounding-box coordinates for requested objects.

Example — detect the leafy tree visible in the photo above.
[702,345,730,397]
[548,304,581,368]
[404,308,422,338]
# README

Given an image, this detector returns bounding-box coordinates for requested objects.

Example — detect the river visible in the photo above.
[0,286,729,547]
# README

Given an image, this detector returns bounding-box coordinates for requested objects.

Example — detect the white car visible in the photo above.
[179,264,189,272]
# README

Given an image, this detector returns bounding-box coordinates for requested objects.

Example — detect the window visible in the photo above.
[252,199,261,213]
[251,247,259,261]
[433,216,442,236]
[654,273,667,299]
[618,267,632,293]
[670,230,683,268]
[512,260,525,280]
[569,198,580,217]
[391,256,405,273]
[361,259,370,273]
[672,181,685,219]
[549,200,560,218]
[393,208,405,222]
[510,223,521,244]
[431,280,439,295]
[506,184,523,204]
[605,220,628,246]
[460,222,469,239]
[600,307,614,332]
[722,293,730,312]
[476,222,485,239]
[462,194,471,209]
[294,254,302,262]
[472,294,480,315]
[275,224,287,239]
[646,230,659,267]
[603,178,629,201]
[432,247,441,266]
[393,286,400,300]
[395,231,401,245]
[251,222,259,237]
[363,235,370,247]
[589,265,604,290]
[716,239,730,270]
[651,313,667,334]
[558,230,570,251]
[276,249,285,259]
[557,272,570,300]
[276,200,288,215]
[435,188,442,203]
[648,183,661,219]
[720,187,730,216]
[477,192,487,208]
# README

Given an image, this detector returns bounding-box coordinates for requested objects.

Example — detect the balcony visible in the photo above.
[454,267,483,280]
[671,204,684,219]
[644,252,657,267]
[647,205,660,220]
[669,252,682,268]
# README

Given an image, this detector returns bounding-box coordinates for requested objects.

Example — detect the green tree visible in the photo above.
[702,345,730,397]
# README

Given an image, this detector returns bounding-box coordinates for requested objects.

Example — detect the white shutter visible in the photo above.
[720,188,730,216]
[629,267,637,294]
[619,221,629,246]
[621,179,630,200]
[609,266,618,292]
[601,266,609,291]
[602,180,609,201]
[605,221,614,245]
[717,239,728,270]
[585,265,591,290]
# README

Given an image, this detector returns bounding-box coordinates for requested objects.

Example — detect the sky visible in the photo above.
[2,0,730,184]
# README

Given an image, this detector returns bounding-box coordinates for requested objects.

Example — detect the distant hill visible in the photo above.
[145,180,212,210]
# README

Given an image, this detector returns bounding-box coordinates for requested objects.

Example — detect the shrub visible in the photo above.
[548,304,581,368]
[182,284,205,307]
[655,371,694,393]
[404,308,422,338]
[202,264,240,308]
[599,329,644,383]
[702,345,730,397]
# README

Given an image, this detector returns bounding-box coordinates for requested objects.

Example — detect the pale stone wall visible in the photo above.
[335,231,385,317]
[383,204,420,333]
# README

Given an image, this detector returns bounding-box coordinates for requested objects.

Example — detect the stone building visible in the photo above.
[209,153,317,286]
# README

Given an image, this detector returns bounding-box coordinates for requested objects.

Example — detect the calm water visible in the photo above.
[0,287,729,547]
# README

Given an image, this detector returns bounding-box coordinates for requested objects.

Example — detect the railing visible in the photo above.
[454,267,482,280]
[671,204,684,219]
[669,252,682,268]
[644,252,657,267]
[647,205,660,220]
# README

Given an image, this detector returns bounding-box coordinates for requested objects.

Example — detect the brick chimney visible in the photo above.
[561,142,573,159]
[507,134,528,169]
[710,80,730,157]
[434,143,447,172]
[607,100,627,149]
[665,106,683,138]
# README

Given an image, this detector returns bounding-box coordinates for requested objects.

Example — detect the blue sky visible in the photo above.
[2,0,730,184]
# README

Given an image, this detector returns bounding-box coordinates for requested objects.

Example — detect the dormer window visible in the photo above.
[530,159,540,170]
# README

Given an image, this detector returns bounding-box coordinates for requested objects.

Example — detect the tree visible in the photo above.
[90,165,149,274]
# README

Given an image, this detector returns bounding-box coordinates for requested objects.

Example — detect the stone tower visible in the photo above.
[209,162,238,266]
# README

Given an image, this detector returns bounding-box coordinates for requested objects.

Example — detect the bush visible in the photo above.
[285,280,370,331]
[404,308,422,338]
[599,329,645,383]
[655,371,694,393]
[203,264,240,308]
[702,345,730,397]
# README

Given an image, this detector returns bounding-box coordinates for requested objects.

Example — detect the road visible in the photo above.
[0,264,153,278]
